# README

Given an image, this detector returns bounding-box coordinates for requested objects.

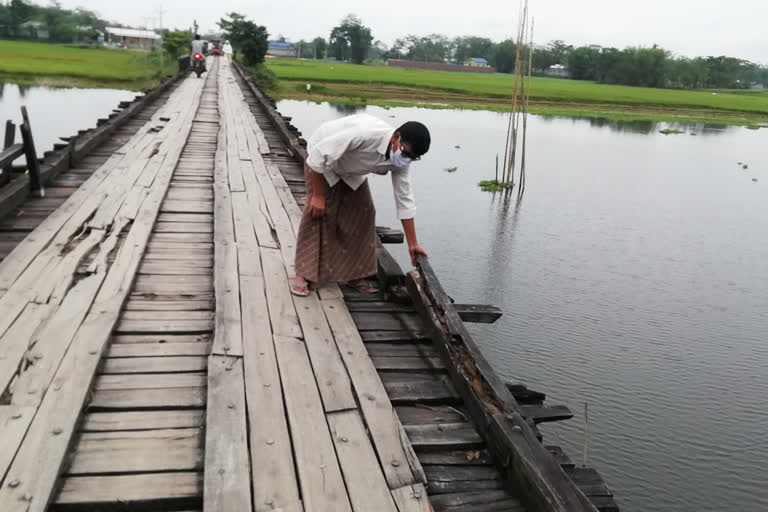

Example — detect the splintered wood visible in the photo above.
[0,60,430,512]
[0,71,207,511]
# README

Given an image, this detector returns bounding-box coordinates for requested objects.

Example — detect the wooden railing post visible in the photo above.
[19,106,44,198]
[2,120,15,187]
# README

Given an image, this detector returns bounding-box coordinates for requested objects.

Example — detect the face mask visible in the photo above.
[390,149,412,168]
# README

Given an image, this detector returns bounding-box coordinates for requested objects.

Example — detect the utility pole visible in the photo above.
[156,5,167,72]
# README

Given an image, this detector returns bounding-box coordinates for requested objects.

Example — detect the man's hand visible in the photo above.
[309,194,326,217]
[408,244,428,266]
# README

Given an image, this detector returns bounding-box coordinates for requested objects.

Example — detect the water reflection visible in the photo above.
[275,99,768,512]
[331,103,367,115]
[543,115,737,136]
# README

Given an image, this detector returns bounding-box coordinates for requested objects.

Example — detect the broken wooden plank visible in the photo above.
[0,303,52,398]
[12,275,104,407]
[0,406,34,484]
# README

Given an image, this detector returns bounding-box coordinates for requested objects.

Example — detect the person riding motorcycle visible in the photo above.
[190,34,206,76]
[191,34,204,58]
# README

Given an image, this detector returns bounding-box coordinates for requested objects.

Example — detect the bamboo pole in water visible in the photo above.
[506,1,527,186]
[519,18,534,198]
[583,401,590,466]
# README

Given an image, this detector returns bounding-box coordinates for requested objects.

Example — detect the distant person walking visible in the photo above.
[222,40,233,64]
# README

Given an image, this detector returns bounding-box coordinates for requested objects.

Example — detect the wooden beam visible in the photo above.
[19,108,42,196]
[376,226,404,244]
[453,304,503,324]
[405,260,598,512]
[520,405,574,424]
[0,144,23,171]
[377,240,405,292]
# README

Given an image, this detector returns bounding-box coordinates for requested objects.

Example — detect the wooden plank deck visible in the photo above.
[0,58,618,512]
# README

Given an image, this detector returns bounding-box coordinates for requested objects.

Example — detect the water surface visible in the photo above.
[0,83,137,165]
[277,99,768,512]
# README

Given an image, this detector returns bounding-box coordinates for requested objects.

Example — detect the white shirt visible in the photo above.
[191,40,204,55]
[222,43,233,55]
[306,114,417,220]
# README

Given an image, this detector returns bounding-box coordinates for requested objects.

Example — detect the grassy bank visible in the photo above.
[0,40,177,90]
[266,59,768,125]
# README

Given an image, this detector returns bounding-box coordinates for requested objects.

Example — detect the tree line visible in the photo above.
[0,0,107,43]
[294,15,768,90]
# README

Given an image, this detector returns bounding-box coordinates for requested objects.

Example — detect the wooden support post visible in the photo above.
[19,107,44,198]
[2,120,15,186]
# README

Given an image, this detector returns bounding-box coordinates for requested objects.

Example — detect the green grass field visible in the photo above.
[0,40,177,90]
[266,59,768,125]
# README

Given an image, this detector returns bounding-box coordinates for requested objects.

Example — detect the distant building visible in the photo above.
[105,27,161,49]
[267,41,297,58]
[546,64,569,78]
[465,57,490,68]
[21,21,49,40]
[388,59,494,74]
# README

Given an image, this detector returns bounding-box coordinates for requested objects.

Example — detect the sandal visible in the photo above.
[290,277,311,297]
[349,279,379,294]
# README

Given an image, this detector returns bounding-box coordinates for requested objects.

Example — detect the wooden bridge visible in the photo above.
[0,59,618,512]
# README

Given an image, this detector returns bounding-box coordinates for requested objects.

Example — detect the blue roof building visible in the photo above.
[267,41,297,58]
[465,57,490,67]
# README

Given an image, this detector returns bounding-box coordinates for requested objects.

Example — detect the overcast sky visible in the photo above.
[62,0,766,63]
